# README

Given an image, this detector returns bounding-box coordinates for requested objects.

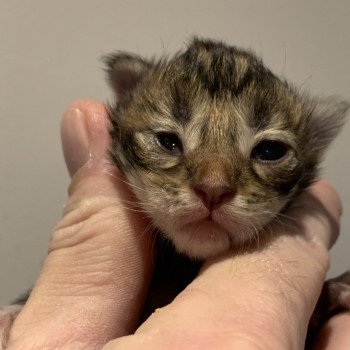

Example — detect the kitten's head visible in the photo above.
[105,38,349,259]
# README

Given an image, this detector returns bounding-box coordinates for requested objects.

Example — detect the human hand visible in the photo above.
[4,100,350,349]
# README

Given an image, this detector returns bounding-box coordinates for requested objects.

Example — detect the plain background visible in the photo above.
[0,0,349,305]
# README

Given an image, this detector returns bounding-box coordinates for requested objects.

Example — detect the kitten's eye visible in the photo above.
[156,132,183,155]
[251,140,288,162]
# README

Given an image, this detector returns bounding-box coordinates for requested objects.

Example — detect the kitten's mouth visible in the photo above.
[173,214,233,258]
[182,212,231,237]
[181,207,230,225]
[164,209,241,258]
[183,218,229,238]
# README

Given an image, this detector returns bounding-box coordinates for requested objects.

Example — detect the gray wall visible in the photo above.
[1,0,349,305]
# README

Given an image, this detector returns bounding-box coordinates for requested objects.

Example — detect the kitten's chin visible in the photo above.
[164,220,232,259]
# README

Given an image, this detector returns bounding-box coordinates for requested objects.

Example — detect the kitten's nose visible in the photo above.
[193,183,236,210]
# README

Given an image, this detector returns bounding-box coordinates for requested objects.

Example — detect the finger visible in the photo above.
[288,179,341,248]
[312,313,350,350]
[103,181,341,350]
[0,305,22,349]
[7,100,155,350]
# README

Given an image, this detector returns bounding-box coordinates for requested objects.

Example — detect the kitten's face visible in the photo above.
[106,39,348,259]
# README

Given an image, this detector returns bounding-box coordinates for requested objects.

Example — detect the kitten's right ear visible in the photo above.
[103,53,152,103]
[308,96,349,154]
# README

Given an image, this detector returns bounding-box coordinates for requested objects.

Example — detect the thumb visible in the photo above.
[7,100,154,350]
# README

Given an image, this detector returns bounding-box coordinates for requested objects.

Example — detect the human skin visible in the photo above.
[5,100,350,349]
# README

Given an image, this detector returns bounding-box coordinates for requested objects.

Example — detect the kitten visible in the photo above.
[104,38,350,345]
[1,38,349,349]
[106,37,348,259]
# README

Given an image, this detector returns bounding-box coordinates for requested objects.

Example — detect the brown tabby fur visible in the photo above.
[106,38,348,259]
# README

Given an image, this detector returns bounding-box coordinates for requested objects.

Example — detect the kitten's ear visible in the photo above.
[308,96,349,153]
[103,53,152,103]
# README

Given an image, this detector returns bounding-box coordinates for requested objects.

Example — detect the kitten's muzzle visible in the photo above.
[193,183,236,210]
[191,155,236,210]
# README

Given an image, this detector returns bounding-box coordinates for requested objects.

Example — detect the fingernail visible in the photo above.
[61,108,90,177]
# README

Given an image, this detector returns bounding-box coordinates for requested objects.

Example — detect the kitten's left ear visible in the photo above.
[308,96,349,153]
[103,53,152,103]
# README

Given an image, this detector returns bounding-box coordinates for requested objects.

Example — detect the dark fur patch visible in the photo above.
[119,130,150,170]
[179,38,277,99]
[171,87,191,123]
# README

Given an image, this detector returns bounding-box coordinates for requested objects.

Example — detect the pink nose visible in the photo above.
[193,183,236,209]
